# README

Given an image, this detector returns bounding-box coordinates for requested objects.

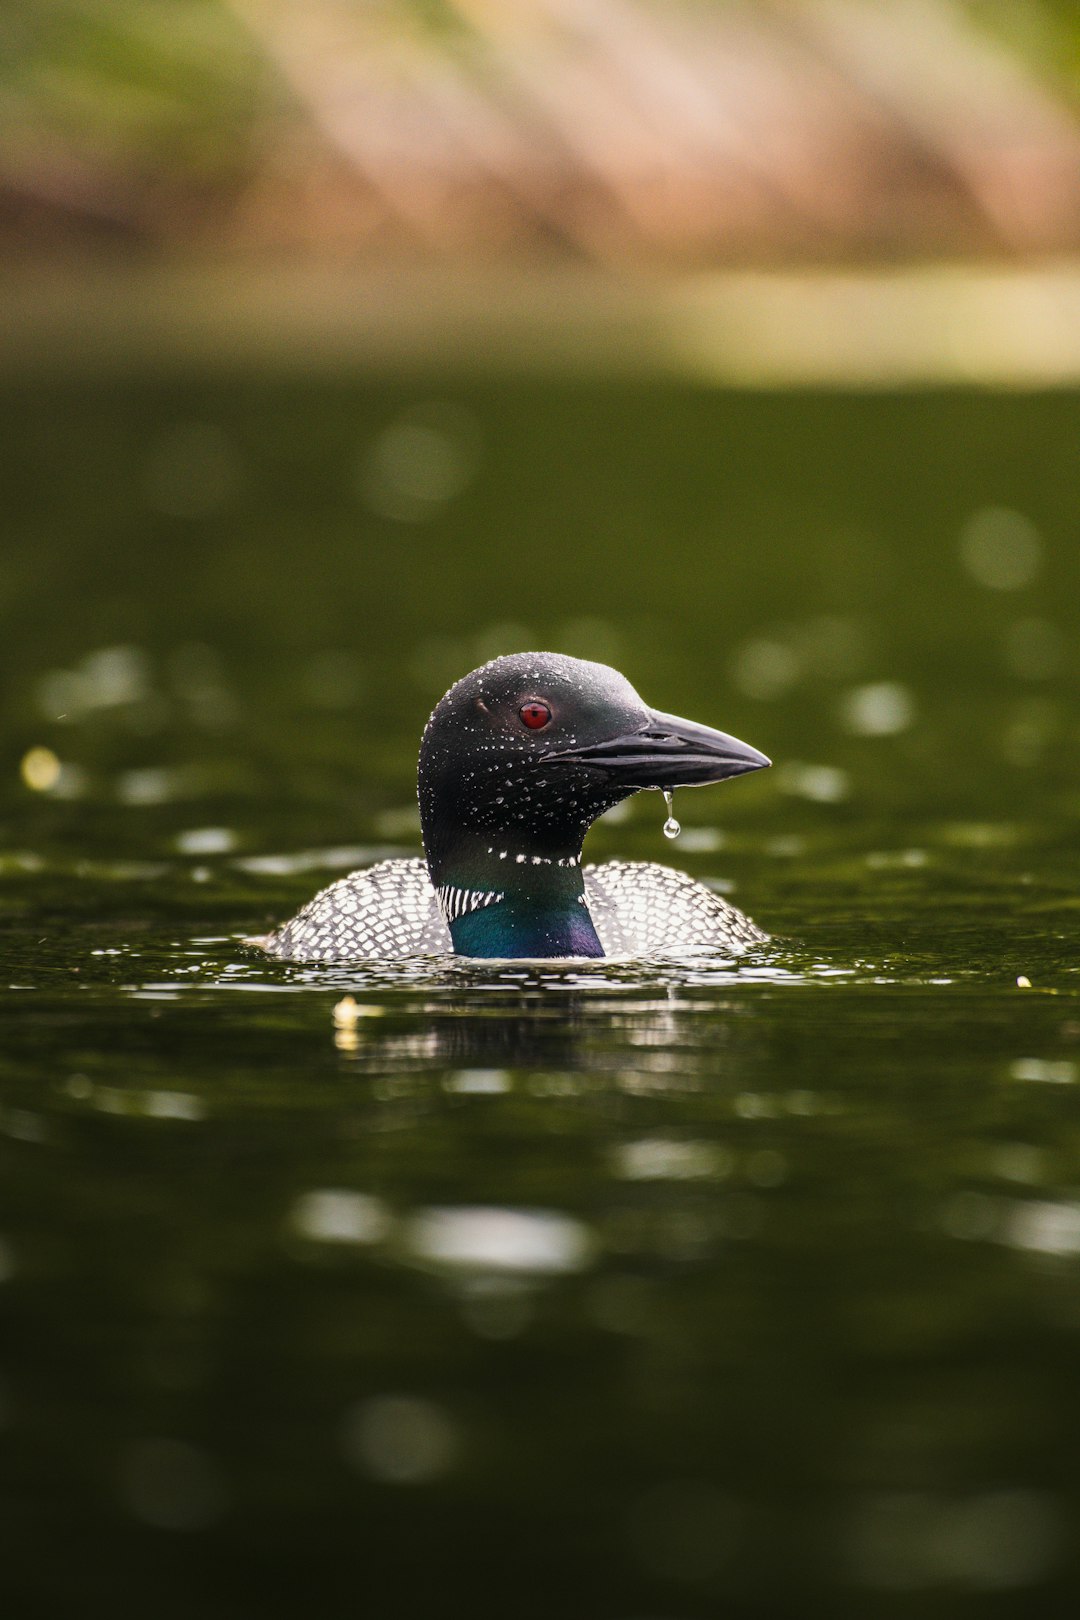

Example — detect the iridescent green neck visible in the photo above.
[449,897,603,958]
[427,835,603,959]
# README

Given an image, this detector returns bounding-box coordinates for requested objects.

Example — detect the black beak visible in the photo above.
[553,708,770,790]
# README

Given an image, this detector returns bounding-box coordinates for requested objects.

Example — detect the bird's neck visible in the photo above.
[425,831,603,959]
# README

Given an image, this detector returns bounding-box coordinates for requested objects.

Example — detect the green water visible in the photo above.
[3,376,1080,1616]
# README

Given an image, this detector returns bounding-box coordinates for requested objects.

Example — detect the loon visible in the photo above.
[261,652,770,961]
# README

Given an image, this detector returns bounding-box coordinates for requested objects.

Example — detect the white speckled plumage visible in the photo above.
[262,855,765,961]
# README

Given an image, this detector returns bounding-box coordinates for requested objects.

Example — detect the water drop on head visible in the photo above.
[662,789,680,840]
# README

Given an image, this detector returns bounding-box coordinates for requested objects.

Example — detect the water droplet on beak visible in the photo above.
[662,789,681,840]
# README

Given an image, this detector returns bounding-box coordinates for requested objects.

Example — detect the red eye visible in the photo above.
[519,701,552,730]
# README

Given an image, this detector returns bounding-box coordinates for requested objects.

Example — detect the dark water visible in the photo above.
[3,375,1080,1616]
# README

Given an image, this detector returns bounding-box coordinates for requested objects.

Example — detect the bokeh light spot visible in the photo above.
[959,507,1042,590]
[731,638,801,700]
[405,1205,593,1274]
[611,1137,730,1181]
[20,746,61,792]
[341,1395,458,1485]
[839,682,915,737]
[174,827,237,856]
[777,762,850,802]
[359,402,481,523]
[290,1189,391,1246]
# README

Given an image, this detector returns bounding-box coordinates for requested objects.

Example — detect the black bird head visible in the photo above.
[418,652,769,876]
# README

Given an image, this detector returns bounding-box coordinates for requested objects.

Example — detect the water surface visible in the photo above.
[2,375,1079,1616]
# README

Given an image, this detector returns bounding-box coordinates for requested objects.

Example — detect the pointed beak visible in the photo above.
[552,708,770,790]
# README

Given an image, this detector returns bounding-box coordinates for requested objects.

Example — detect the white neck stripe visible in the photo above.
[436,884,505,924]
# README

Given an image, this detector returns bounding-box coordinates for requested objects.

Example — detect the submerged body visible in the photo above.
[262,652,770,962]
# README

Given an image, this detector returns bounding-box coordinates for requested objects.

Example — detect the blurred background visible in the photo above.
[5,0,1080,850]
[6,5,1080,1619]
[7,0,1080,267]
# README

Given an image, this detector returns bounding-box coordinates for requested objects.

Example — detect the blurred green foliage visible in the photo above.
[3,1,275,177]
[6,0,1080,259]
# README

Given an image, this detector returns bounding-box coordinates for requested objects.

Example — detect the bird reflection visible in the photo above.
[327,978,764,1081]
